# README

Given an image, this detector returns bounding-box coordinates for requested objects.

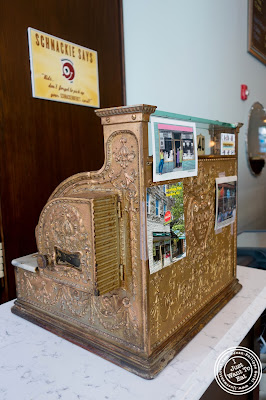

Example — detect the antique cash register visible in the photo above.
[12,105,242,379]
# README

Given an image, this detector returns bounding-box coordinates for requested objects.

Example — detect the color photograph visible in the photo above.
[147,182,186,274]
[151,116,198,182]
[220,133,235,155]
[215,176,237,230]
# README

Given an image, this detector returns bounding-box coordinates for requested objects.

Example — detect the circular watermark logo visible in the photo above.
[214,346,262,395]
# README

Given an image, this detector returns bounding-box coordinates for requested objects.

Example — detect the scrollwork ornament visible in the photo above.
[92,294,139,340]
[113,137,136,169]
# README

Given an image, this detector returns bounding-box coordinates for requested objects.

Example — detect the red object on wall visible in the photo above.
[241,84,249,100]
[164,211,171,223]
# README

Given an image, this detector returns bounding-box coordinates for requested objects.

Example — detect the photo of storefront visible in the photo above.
[157,125,195,174]
[147,183,186,274]
[151,116,198,183]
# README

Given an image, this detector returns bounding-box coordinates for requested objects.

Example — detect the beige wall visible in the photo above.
[123,0,266,232]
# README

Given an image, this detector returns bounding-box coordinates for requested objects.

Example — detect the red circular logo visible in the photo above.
[61,59,75,82]
[164,211,171,223]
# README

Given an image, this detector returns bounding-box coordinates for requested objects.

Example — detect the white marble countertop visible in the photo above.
[0,265,265,400]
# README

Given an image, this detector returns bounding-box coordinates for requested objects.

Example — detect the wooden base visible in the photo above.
[12,278,242,379]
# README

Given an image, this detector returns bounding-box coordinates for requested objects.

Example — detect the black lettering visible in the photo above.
[40,35,44,47]
[35,33,40,46]
[51,39,55,51]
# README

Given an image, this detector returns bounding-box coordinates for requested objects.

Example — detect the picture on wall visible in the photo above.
[215,176,237,230]
[150,115,198,182]
[147,182,186,274]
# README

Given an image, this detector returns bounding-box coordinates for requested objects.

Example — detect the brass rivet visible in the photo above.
[132,114,136,120]
[106,117,110,123]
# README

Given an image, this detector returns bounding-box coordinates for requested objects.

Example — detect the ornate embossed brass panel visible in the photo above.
[35,193,120,296]
[12,105,242,379]
[149,158,237,348]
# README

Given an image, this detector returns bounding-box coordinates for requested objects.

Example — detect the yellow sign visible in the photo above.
[166,186,182,196]
[28,28,100,108]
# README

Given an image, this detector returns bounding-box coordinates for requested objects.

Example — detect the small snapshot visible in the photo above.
[151,116,197,182]
[215,176,237,230]
[147,182,186,274]
[220,133,235,155]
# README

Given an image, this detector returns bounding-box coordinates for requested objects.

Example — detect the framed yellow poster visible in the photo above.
[28,28,100,107]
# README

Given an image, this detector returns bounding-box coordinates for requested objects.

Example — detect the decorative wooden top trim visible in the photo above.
[95,104,157,117]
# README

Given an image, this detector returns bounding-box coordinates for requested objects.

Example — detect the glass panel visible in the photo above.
[148,110,237,157]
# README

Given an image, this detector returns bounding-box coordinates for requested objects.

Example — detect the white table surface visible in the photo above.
[0,265,265,400]
[238,231,266,249]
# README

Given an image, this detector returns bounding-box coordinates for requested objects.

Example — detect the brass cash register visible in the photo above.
[12,105,242,379]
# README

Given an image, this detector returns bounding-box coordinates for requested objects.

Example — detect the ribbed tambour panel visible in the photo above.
[93,196,120,295]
